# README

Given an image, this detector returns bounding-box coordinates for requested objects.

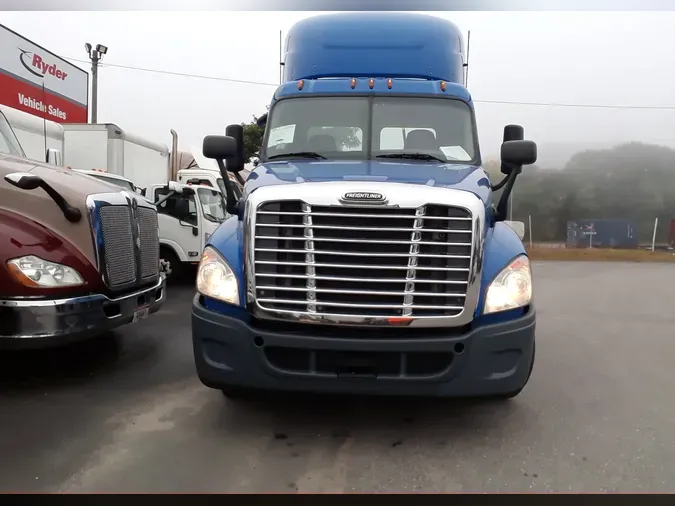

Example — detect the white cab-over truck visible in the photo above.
[145,181,229,279]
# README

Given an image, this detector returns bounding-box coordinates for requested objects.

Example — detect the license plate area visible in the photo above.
[132,305,150,323]
[264,347,455,379]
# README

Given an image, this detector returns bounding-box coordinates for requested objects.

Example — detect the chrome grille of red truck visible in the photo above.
[137,207,160,281]
[88,192,161,292]
[99,205,136,287]
[246,183,484,327]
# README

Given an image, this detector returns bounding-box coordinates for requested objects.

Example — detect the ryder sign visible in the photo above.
[0,24,88,124]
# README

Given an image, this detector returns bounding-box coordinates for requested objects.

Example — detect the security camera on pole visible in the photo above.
[85,43,108,123]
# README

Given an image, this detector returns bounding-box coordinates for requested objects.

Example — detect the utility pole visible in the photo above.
[85,43,108,123]
[509,188,514,221]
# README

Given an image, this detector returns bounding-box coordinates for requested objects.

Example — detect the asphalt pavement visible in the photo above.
[1,261,674,493]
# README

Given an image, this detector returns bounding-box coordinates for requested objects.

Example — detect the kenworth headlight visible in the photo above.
[483,255,532,314]
[196,246,239,305]
[7,255,84,288]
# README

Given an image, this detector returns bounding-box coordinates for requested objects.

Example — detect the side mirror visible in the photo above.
[4,172,42,190]
[501,124,524,175]
[501,140,537,167]
[203,135,237,163]
[167,181,183,193]
[179,220,199,236]
[46,148,62,166]
[225,124,245,173]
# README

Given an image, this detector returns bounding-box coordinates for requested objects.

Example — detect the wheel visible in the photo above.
[160,247,184,283]
[490,341,536,400]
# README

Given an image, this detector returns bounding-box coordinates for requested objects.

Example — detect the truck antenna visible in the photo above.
[279,30,283,84]
[464,30,471,87]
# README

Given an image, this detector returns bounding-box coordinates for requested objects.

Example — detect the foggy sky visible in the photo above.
[2,10,675,169]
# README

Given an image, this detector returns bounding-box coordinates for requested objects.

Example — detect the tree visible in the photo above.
[489,141,675,243]
[241,116,265,164]
[328,126,361,150]
[240,117,364,164]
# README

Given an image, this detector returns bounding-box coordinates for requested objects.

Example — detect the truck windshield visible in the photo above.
[197,188,227,223]
[0,111,26,158]
[262,96,477,164]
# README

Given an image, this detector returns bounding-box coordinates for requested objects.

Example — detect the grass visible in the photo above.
[526,246,675,263]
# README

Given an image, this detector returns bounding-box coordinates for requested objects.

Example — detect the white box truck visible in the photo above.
[61,123,170,191]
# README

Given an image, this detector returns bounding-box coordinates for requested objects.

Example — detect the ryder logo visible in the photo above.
[18,48,68,81]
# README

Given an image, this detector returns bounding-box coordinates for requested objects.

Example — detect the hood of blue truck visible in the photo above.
[245,160,493,205]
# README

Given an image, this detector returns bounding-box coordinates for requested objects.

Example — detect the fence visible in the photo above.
[521,215,672,251]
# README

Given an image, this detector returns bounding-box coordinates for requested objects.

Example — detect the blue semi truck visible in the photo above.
[192,12,538,400]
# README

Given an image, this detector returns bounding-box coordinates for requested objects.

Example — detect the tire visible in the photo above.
[160,247,184,284]
[491,341,536,400]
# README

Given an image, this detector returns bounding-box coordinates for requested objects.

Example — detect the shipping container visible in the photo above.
[566,219,638,249]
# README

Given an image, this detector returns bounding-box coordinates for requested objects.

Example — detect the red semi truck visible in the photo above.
[0,108,166,349]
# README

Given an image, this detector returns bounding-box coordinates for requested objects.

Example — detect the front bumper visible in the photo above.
[192,296,536,398]
[0,276,166,349]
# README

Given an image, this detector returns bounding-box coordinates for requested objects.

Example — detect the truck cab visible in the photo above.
[145,181,229,279]
[0,109,165,349]
[192,13,537,400]
[177,167,243,199]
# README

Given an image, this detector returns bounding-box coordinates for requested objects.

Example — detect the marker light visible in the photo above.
[387,78,393,89]
[440,81,447,92]
[298,80,304,90]
[350,78,357,89]
[368,78,375,89]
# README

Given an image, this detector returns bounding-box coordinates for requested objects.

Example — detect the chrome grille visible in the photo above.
[253,200,473,319]
[138,207,160,280]
[99,205,136,288]
[89,191,161,292]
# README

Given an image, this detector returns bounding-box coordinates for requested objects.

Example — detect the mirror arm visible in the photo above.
[491,173,509,192]
[154,190,175,207]
[216,159,240,217]
[494,167,520,222]
[39,181,82,223]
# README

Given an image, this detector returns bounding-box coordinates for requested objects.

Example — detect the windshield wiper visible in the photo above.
[376,153,446,163]
[267,151,326,160]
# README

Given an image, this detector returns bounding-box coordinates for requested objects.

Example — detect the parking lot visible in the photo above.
[0,261,673,493]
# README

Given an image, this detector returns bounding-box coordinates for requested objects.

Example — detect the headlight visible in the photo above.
[196,246,239,305]
[7,255,84,288]
[483,255,532,314]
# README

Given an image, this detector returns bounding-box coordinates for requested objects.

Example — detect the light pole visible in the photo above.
[85,43,108,123]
